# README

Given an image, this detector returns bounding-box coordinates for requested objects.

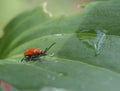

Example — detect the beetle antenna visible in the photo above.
[44,42,56,53]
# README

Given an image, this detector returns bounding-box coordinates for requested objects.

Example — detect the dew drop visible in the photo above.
[55,34,63,37]
[47,75,56,81]
[58,72,68,77]
[54,60,58,63]
[49,53,55,57]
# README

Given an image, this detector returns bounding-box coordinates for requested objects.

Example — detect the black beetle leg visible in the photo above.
[29,55,34,61]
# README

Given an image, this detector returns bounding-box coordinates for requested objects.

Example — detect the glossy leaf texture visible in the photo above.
[0,0,120,91]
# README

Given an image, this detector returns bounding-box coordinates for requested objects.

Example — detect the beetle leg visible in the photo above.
[21,57,24,62]
[29,55,34,61]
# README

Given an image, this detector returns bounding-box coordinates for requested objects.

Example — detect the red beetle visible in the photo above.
[21,42,56,62]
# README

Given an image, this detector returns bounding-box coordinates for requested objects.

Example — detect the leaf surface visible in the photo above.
[0,0,120,91]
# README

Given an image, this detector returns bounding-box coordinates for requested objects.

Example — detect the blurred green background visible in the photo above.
[0,0,91,38]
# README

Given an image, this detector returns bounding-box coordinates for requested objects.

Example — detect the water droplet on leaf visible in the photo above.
[58,72,68,77]
[47,75,56,81]
[49,53,54,57]
[54,60,58,63]
[55,34,63,37]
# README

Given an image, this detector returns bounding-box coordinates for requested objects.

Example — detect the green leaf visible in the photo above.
[0,0,120,91]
